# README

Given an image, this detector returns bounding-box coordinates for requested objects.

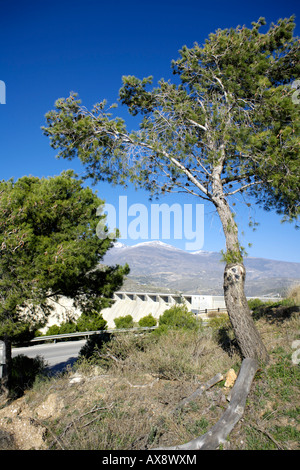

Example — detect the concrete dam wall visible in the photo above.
[41,291,227,331]
[101,291,227,328]
[41,291,281,331]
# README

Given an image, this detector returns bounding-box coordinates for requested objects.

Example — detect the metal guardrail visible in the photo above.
[30,308,228,344]
[30,326,158,343]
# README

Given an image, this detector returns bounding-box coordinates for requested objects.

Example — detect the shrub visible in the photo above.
[114,315,134,329]
[207,314,230,331]
[78,332,114,363]
[76,312,107,332]
[44,312,107,337]
[138,314,157,328]
[59,321,77,334]
[207,314,237,354]
[248,298,264,311]
[45,324,61,336]
[10,354,47,398]
[156,304,200,335]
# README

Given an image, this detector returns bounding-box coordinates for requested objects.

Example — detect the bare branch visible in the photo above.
[170,372,224,415]
[225,181,264,196]
[187,118,207,132]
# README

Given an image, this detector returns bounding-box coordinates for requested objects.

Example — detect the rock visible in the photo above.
[0,397,47,449]
[35,393,64,420]
[224,368,237,388]
[69,373,84,385]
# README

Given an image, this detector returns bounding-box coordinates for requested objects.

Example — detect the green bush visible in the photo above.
[44,312,107,337]
[156,304,199,335]
[248,298,264,310]
[207,314,230,331]
[76,312,107,332]
[78,331,151,369]
[114,315,134,329]
[10,354,47,398]
[78,332,114,364]
[207,314,236,354]
[138,314,157,328]
[59,321,77,334]
[45,324,61,336]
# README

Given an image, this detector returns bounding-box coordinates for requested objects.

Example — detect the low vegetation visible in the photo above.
[138,314,157,328]
[43,311,108,337]
[114,315,134,329]
[1,290,299,450]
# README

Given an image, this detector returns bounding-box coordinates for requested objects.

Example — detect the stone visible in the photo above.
[69,373,84,385]
[0,397,47,449]
[224,368,237,388]
[35,393,64,420]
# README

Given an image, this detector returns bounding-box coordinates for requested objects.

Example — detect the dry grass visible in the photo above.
[2,327,238,450]
[229,309,300,450]
[1,302,299,450]
[287,283,300,306]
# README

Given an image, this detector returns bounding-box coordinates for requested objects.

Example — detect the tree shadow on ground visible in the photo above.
[46,357,78,376]
[252,305,300,323]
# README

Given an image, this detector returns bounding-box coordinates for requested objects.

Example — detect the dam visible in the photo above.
[41,291,227,331]
[41,291,280,331]
[101,291,227,328]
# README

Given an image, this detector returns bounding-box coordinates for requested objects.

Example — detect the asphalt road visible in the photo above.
[12,340,87,374]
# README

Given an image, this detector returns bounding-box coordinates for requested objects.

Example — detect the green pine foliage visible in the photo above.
[0,171,129,345]
[41,18,299,360]
[42,17,299,224]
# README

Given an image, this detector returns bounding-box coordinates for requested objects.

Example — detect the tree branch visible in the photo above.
[154,358,258,450]
[225,181,264,196]
[170,372,224,415]
[187,118,207,132]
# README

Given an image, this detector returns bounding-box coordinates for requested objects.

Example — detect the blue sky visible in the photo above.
[0,0,299,261]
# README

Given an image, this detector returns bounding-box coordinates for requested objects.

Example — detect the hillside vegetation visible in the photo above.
[0,290,299,450]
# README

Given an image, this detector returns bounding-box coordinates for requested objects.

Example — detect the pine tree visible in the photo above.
[0,171,129,392]
[42,18,300,362]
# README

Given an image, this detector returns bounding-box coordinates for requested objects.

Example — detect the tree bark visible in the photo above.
[212,178,269,363]
[223,261,268,362]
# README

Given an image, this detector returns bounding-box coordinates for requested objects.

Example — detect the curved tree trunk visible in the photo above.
[212,178,269,363]
[223,261,269,362]
[155,358,258,450]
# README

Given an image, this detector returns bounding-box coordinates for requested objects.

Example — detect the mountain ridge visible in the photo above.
[103,241,300,297]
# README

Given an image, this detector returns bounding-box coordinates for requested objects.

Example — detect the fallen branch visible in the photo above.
[154,357,258,450]
[171,373,224,415]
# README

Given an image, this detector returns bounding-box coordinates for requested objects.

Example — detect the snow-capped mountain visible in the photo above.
[112,242,128,249]
[103,242,300,297]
